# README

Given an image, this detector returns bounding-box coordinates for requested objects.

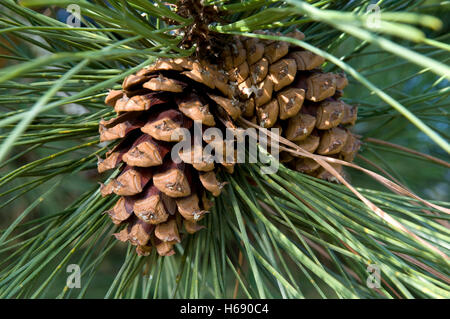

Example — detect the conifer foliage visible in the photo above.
[0,0,448,299]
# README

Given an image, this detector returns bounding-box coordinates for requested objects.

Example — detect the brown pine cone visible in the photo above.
[98,30,361,255]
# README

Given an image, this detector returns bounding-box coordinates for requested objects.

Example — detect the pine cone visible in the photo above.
[98,30,361,256]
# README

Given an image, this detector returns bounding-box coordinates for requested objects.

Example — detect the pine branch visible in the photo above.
[0,0,448,299]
